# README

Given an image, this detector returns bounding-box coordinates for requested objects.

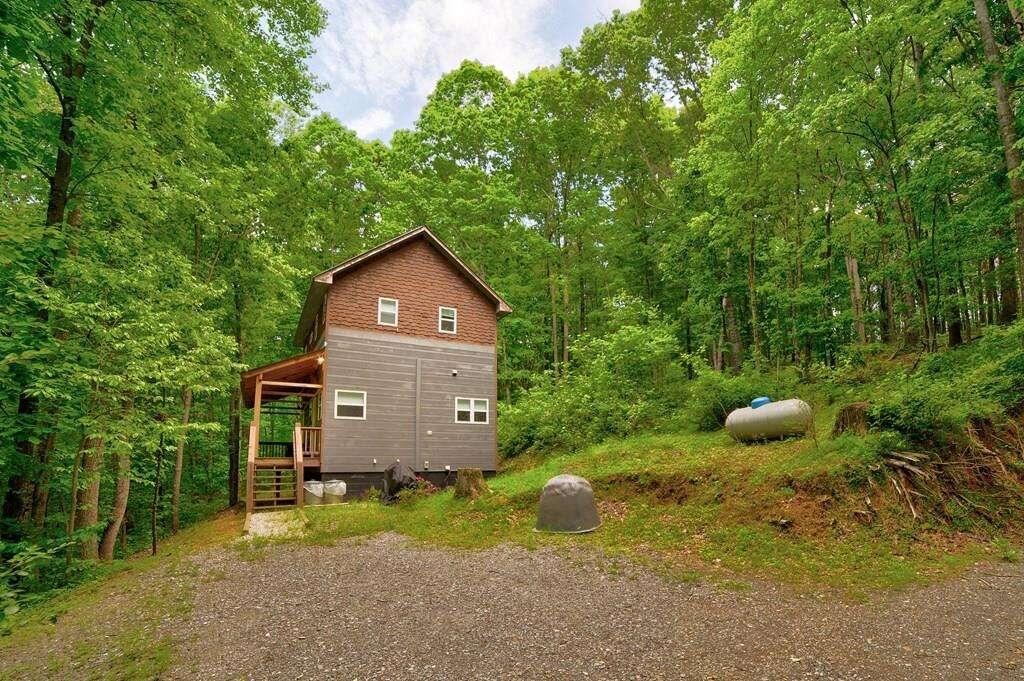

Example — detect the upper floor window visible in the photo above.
[378,297,398,326]
[455,397,488,424]
[438,306,457,334]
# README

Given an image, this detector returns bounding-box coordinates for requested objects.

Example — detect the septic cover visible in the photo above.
[534,474,601,534]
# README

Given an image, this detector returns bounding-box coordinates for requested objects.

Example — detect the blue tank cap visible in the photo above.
[750,396,772,409]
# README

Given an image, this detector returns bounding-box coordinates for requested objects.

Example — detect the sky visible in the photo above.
[307,0,642,141]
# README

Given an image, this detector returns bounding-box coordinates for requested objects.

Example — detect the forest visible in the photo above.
[2,0,1024,611]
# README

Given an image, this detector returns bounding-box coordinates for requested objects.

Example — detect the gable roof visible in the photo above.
[241,349,324,408]
[294,226,512,346]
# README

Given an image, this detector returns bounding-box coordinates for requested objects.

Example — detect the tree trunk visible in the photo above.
[561,277,570,366]
[10,5,109,518]
[453,468,489,499]
[999,259,1019,322]
[30,433,55,529]
[548,265,559,377]
[958,268,974,340]
[65,440,83,568]
[577,237,586,335]
[171,388,193,534]
[985,257,999,324]
[99,449,130,561]
[2,389,40,527]
[746,229,761,366]
[228,283,242,508]
[723,294,742,373]
[845,253,867,344]
[975,0,1024,317]
[903,291,920,346]
[67,443,82,539]
[712,320,724,372]
[76,437,104,559]
[1009,1,1024,41]
[948,313,964,347]
[152,432,164,555]
[880,226,896,342]
[228,386,240,507]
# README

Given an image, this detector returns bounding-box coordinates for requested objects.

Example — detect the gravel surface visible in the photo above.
[167,533,1024,680]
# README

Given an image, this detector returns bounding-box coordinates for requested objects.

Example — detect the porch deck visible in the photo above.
[241,350,325,515]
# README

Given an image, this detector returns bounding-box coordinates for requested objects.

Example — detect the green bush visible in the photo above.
[499,306,680,458]
[867,390,957,446]
[865,321,1024,445]
[684,368,801,431]
[0,538,69,620]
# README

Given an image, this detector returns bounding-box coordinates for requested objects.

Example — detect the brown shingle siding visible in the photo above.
[325,238,497,345]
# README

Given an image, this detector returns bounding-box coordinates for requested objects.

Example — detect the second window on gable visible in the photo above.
[335,390,366,419]
[378,297,398,326]
[438,306,457,334]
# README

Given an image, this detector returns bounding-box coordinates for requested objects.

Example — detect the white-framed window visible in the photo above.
[455,397,488,424]
[438,306,457,334]
[378,297,398,326]
[334,389,366,420]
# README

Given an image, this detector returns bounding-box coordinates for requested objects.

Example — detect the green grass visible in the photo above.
[292,415,1000,597]
[0,511,241,680]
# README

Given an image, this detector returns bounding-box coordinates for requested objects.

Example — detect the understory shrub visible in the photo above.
[684,367,802,431]
[499,298,680,458]
[867,321,1024,445]
[0,538,69,620]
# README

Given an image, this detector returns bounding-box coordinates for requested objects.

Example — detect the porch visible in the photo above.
[241,349,325,514]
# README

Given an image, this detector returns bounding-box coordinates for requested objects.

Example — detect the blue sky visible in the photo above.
[306,0,641,141]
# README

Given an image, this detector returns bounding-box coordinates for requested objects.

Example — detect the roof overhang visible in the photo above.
[241,349,325,408]
[293,226,512,346]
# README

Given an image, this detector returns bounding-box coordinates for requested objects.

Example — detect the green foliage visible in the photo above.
[993,537,1020,564]
[500,303,679,457]
[866,322,1024,445]
[684,369,801,431]
[4,0,1024,619]
[0,539,67,620]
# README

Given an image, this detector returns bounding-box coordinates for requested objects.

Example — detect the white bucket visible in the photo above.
[322,480,347,505]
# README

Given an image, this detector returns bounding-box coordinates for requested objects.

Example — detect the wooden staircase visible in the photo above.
[246,423,322,514]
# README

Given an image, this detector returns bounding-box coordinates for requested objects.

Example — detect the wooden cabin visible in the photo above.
[241,227,512,512]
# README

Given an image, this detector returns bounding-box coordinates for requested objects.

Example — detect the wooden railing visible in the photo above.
[257,440,293,458]
[245,422,320,515]
[299,426,322,461]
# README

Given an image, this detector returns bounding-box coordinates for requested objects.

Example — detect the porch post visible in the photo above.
[293,422,304,508]
[252,375,263,446]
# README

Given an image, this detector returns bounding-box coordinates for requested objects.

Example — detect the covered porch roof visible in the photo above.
[241,349,325,409]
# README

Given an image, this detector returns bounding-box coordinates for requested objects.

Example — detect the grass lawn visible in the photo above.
[293,420,1006,598]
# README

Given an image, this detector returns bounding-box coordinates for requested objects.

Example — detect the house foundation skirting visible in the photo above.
[315,470,496,498]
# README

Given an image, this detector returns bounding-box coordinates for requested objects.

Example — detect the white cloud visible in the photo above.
[317,0,551,104]
[347,107,395,138]
[311,0,642,139]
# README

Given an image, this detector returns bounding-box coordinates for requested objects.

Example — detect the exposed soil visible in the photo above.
[163,533,1023,681]
[598,471,706,503]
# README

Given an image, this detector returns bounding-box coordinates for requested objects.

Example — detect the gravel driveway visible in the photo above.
[167,533,1024,680]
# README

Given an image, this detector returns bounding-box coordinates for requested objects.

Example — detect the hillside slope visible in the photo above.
[300,338,1024,595]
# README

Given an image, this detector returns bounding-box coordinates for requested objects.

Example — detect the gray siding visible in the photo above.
[322,327,496,473]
